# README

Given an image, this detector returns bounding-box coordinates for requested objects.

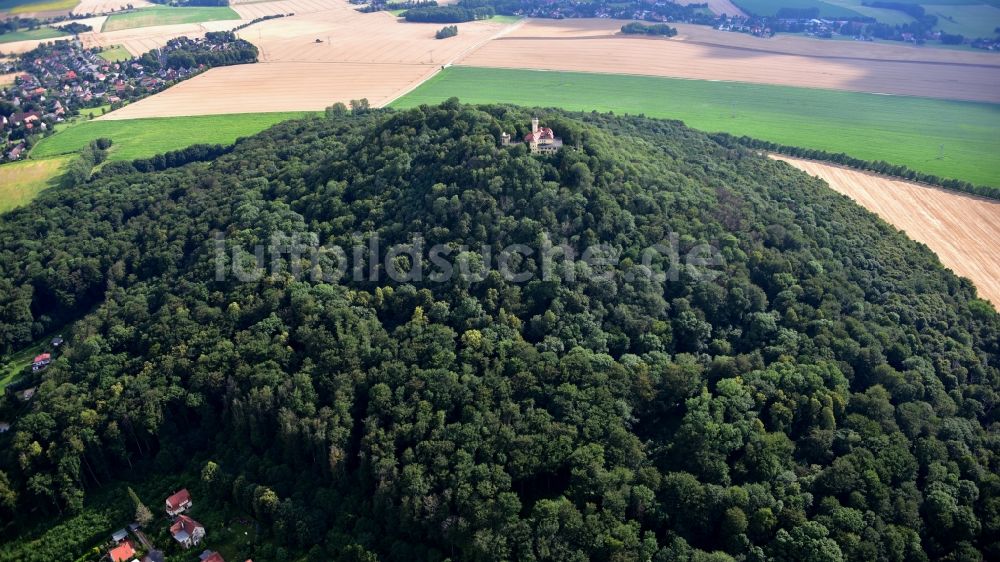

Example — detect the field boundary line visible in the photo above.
[379,17,527,108]
[768,153,1000,204]
[448,63,1000,103]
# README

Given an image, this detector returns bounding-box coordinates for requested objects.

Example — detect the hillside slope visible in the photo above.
[0,103,997,562]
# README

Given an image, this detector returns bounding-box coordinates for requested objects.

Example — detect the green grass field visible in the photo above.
[928,4,1000,37]
[102,6,241,32]
[0,26,69,43]
[98,44,133,62]
[0,157,70,214]
[826,0,917,23]
[31,112,313,162]
[731,0,865,17]
[489,14,523,22]
[393,66,1000,186]
[0,0,76,14]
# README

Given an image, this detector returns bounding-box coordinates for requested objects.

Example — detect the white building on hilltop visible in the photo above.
[502,117,563,154]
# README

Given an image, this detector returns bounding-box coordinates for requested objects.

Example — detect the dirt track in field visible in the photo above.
[773,155,1000,307]
[457,19,1000,103]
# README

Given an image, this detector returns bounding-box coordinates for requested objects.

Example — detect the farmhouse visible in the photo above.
[170,514,206,548]
[501,117,563,154]
[165,488,192,515]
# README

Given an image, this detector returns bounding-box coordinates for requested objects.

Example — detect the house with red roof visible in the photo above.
[32,353,51,371]
[165,488,192,516]
[170,514,205,548]
[199,550,225,562]
[108,538,136,562]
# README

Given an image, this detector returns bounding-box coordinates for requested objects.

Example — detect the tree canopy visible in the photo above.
[0,102,996,561]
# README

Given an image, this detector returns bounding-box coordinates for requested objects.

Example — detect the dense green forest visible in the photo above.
[0,101,997,561]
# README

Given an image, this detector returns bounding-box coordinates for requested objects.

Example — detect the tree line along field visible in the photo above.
[774,155,1000,306]
[394,66,1000,186]
[30,111,312,162]
[101,5,241,32]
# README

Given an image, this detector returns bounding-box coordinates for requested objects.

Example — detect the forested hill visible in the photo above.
[0,101,998,562]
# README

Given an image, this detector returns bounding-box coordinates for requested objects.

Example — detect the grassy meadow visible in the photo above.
[97,44,133,62]
[393,66,1000,186]
[0,157,70,214]
[0,0,76,14]
[928,3,1000,37]
[0,26,68,43]
[101,6,241,32]
[730,0,866,17]
[31,112,313,161]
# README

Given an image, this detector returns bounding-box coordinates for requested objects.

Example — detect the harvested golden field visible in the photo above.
[458,19,1000,103]
[0,37,52,55]
[237,2,509,64]
[670,22,1000,64]
[99,5,515,118]
[0,72,17,86]
[79,19,242,55]
[231,0,335,18]
[773,155,1000,307]
[99,62,434,118]
[71,0,150,15]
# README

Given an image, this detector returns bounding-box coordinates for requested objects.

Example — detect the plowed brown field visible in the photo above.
[773,155,1000,307]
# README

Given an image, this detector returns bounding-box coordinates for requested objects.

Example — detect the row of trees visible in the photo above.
[359,0,437,13]
[0,102,996,561]
[59,138,111,189]
[404,5,494,22]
